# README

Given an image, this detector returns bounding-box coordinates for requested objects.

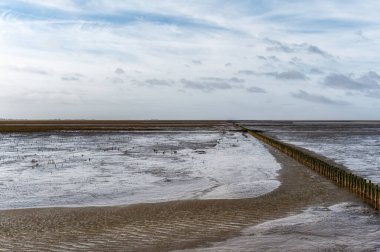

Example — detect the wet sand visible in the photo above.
[0,142,362,251]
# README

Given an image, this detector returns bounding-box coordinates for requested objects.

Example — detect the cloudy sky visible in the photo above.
[1,0,380,119]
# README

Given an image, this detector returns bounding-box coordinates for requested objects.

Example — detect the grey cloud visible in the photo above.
[230,77,245,83]
[62,76,79,81]
[366,90,380,99]
[324,72,380,90]
[265,39,330,57]
[356,30,369,41]
[9,66,49,75]
[345,89,380,99]
[257,55,280,62]
[192,60,202,65]
[292,90,350,105]
[267,45,294,53]
[357,72,380,87]
[61,73,83,81]
[365,71,380,80]
[133,79,175,87]
[266,71,308,80]
[181,79,234,92]
[238,70,256,75]
[307,45,328,56]
[200,77,245,83]
[310,68,324,75]
[266,39,295,53]
[268,56,280,61]
[289,57,302,64]
[225,62,232,67]
[115,68,125,75]
[247,86,266,93]
[238,70,308,80]
[145,79,175,86]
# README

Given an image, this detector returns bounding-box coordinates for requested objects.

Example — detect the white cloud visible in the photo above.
[1,0,380,119]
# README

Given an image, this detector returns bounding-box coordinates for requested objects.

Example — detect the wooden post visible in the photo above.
[371,183,375,207]
[350,174,353,191]
[344,172,347,187]
[374,185,377,209]
[370,183,374,207]
[354,176,357,194]
[377,186,380,210]
[366,180,369,202]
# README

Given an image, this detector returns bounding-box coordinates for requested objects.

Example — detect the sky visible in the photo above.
[1,0,380,120]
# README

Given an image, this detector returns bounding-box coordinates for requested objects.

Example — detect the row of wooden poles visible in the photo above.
[238,125,380,212]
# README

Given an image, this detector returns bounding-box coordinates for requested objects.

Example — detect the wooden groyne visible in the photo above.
[238,125,380,212]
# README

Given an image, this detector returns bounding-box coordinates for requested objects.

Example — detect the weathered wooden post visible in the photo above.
[349,174,353,191]
[377,185,380,210]
[333,168,336,183]
[362,178,365,198]
[328,165,331,179]
[375,185,378,209]
[370,180,374,203]
[323,164,326,177]
[343,172,346,187]
[371,183,376,207]
[354,176,357,194]
[370,183,372,207]
[373,185,379,210]
[356,176,359,194]
[365,180,369,202]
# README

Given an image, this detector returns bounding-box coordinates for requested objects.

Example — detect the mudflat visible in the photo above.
[0,143,360,251]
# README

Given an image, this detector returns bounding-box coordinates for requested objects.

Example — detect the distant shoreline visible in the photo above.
[1,120,380,132]
[0,120,233,132]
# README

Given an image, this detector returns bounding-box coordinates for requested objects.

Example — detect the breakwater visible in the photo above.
[239,125,380,211]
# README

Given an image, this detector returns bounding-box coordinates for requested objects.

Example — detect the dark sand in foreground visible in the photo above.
[0,141,362,251]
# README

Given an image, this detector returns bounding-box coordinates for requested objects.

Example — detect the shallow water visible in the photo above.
[0,131,281,209]
[277,133,380,184]
[184,202,380,251]
[243,122,380,185]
